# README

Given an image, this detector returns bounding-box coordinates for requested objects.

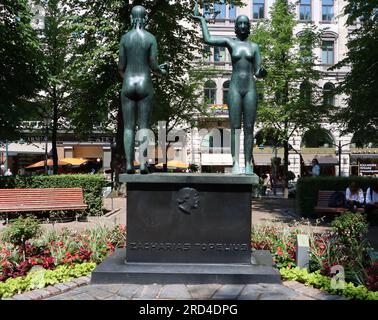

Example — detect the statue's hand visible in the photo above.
[159,63,169,75]
[256,67,267,78]
[192,0,203,22]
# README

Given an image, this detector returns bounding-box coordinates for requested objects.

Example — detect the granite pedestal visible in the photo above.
[91,173,281,284]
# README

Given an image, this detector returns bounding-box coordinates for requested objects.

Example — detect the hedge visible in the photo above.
[0,174,108,216]
[296,176,378,217]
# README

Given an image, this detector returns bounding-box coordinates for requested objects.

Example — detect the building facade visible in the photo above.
[184,0,378,177]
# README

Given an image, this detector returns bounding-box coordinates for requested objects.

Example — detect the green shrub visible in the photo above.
[2,216,41,260]
[280,267,378,300]
[296,176,378,217]
[331,212,369,247]
[0,262,96,299]
[0,174,107,216]
[0,177,16,189]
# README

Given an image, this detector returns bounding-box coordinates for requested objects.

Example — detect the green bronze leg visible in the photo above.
[228,89,242,174]
[122,95,136,174]
[137,95,153,174]
[243,91,257,175]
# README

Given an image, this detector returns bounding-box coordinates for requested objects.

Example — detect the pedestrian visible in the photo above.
[365,184,378,224]
[345,182,364,212]
[310,159,320,177]
[263,173,272,196]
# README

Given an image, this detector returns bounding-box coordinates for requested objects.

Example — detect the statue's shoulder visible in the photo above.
[144,30,157,41]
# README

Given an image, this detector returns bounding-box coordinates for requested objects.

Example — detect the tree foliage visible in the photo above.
[0,0,45,139]
[331,0,378,137]
[250,0,327,196]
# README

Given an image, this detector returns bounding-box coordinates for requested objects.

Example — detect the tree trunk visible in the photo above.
[52,88,58,175]
[283,140,289,199]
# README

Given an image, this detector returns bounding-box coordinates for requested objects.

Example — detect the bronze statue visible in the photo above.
[118,5,168,174]
[192,2,267,175]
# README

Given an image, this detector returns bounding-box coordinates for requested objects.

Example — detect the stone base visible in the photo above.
[91,249,281,285]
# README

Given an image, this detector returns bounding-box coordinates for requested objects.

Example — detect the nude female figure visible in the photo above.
[118,5,168,174]
[192,2,267,175]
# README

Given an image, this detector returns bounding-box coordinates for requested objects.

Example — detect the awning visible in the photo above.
[26,159,70,169]
[301,154,338,165]
[60,158,88,165]
[156,160,189,169]
[0,142,52,156]
[350,154,378,159]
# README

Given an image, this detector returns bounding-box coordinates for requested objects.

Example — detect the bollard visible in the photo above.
[296,234,310,270]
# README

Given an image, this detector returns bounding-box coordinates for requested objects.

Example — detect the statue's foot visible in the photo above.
[245,163,254,175]
[126,166,135,174]
[232,163,240,175]
[140,165,149,174]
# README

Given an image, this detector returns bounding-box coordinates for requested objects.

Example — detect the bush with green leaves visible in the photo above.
[280,267,378,300]
[307,212,372,287]
[2,216,41,260]
[296,176,378,217]
[0,262,96,299]
[0,174,107,216]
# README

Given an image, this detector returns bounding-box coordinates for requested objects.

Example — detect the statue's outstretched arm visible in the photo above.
[118,37,126,79]
[192,2,230,48]
[150,37,168,76]
[253,44,267,78]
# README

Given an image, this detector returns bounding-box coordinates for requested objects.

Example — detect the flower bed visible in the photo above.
[252,212,378,299]
[0,221,126,298]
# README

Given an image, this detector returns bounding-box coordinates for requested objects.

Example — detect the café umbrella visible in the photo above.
[155,160,189,170]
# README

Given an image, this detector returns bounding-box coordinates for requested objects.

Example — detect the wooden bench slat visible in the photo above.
[0,188,87,214]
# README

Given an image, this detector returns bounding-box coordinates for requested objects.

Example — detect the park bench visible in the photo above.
[314,190,364,215]
[0,188,87,223]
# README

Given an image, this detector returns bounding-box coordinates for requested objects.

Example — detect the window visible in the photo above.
[214,47,226,62]
[300,81,311,105]
[299,44,312,62]
[214,1,226,20]
[204,80,217,104]
[323,82,335,106]
[299,0,311,21]
[223,81,230,105]
[229,3,236,20]
[322,40,334,64]
[203,45,211,62]
[322,0,334,21]
[253,0,265,20]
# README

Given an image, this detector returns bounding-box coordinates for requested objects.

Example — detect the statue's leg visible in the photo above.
[121,94,137,174]
[243,91,257,175]
[137,94,153,174]
[228,88,242,174]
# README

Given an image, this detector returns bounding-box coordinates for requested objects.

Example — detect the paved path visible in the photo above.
[45,282,343,300]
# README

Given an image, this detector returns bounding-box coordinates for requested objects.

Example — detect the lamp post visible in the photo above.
[331,140,353,177]
[5,140,8,173]
[0,140,8,175]
[44,119,49,175]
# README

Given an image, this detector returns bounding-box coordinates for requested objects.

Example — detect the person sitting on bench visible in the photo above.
[345,182,364,212]
[365,184,378,223]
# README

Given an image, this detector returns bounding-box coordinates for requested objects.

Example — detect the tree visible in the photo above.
[331,0,378,137]
[29,0,74,174]
[66,0,240,176]
[0,0,45,139]
[250,0,328,197]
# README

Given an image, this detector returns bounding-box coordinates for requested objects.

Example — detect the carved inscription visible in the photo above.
[128,242,249,251]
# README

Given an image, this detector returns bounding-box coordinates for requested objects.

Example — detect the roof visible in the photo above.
[0,142,52,156]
